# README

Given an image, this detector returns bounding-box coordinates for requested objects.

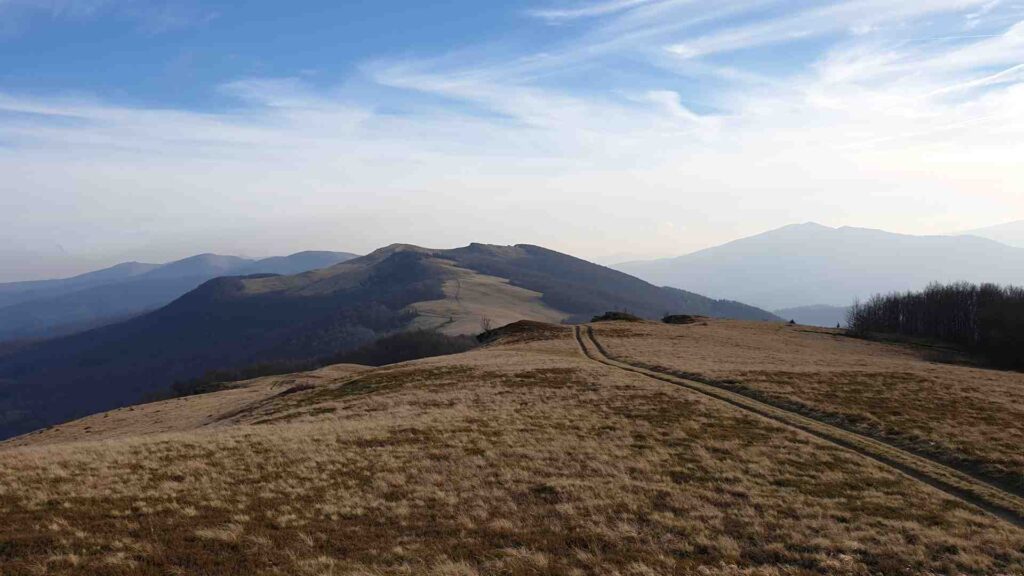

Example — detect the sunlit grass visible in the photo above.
[1,327,1022,574]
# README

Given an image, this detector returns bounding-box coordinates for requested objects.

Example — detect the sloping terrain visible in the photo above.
[0,261,160,309]
[406,260,567,335]
[774,304,850,328]
[2,322,1023,575]
[0,251,358,342]
[0,243,777,440]
[591,320,1024,493]
[965,220,1024,248]
[616,222,1024,310]
[4,363,370,448]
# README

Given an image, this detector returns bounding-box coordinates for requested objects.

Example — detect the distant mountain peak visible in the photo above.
[786,221,832,230]
[616,223,1024,310]
[366,243,436,258]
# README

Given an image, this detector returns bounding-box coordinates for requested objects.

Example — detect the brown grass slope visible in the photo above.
[578,325,1024,527]
[1,323,1023,575]
[590,320,1024,495]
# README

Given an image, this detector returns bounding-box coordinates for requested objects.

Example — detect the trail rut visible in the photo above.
[573,324,1024,529]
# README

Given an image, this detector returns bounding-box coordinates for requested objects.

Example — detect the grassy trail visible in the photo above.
[574,324,1024,529]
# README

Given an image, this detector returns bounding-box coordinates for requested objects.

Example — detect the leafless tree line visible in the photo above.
[848,282,1024,368]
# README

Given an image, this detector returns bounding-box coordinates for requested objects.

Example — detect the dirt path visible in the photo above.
[573,325,1024,529]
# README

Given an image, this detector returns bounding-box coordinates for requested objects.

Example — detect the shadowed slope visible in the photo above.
[0,243,776,439]
[0,251,358,342]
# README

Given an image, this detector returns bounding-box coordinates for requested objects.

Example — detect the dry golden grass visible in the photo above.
[1,325,1023,575]
[407,260,567,335]
[1,364,370,449]
[591,319,1024,492]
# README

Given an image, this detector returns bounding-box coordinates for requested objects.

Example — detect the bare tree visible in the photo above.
[847,282,1024,368]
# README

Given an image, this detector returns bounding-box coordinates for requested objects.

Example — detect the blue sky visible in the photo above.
[1,0,1023,280]
[1,2,541,108]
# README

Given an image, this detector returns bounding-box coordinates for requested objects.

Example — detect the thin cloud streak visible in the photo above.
[665,0,998,59]
[527,0,663,22]
[1,0,1022,270]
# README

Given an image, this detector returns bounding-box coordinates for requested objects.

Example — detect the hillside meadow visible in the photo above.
[1,323,1022,575]
[591,319,1024,493]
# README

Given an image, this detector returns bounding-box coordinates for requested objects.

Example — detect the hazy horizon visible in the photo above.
[2,0,1023,281]
[4,219,1023,284]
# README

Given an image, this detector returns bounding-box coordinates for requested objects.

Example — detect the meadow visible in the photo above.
[1,324,1023,575]
[591,320,1024,493]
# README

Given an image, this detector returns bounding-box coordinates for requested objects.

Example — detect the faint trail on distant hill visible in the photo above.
[573,325,1024,529]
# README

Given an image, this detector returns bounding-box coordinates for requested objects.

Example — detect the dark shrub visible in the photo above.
[591,311,643,322]
[662,314,705,325]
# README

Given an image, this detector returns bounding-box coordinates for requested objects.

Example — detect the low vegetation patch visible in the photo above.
[662,314,707,325]
[591,311,643,322]
[477,320,567,345]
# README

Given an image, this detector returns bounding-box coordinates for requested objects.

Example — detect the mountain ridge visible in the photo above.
[0,250,359,342]
[0,242,777,439]
[616,223,1024,310]
[962,220,1024,248]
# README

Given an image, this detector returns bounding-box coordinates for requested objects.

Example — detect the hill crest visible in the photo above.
[0,242,777,439]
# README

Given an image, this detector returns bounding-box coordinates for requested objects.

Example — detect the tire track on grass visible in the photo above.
[573,325,1024,529]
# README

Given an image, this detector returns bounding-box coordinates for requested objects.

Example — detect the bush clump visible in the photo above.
[662,314,706,325]
[591,311,643,322]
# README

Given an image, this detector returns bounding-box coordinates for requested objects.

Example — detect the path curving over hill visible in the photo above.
[574,325,1024,528]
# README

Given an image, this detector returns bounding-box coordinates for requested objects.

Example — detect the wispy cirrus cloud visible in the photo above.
[1,0,1022,273]
[527,0,664,22]
[0,0,217,35]
[665,0,1003,59]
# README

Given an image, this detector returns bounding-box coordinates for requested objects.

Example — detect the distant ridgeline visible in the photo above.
[848,282,1024,368]
[0,243,779,440]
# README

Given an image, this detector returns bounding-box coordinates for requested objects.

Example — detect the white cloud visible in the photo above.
[1,0,1023,277]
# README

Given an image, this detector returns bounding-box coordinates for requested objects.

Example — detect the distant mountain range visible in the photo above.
[0,251,358,342]
[963,220,1024,248]
[0,243,777,439]
[616,223,1024,311]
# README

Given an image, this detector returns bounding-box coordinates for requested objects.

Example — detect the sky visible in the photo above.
[1,0,1023,281]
